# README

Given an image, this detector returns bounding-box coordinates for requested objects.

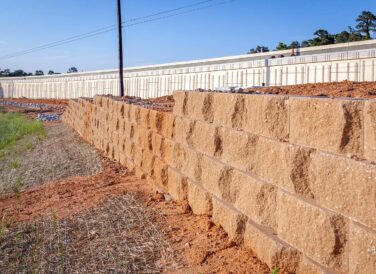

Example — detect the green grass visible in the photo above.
[9,160,21,169]
[0,112,46,151]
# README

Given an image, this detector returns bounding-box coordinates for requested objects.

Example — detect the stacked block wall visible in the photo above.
[62,93,376,274]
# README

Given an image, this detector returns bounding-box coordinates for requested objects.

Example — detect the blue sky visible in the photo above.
[0,0,375,73]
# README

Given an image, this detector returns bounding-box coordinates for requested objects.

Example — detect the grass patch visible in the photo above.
[9,160,21,169]
[0,112,46,151]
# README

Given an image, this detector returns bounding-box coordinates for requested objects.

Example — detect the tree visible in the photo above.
[310,29,335,46]
[248,45,270,54]
[35,70,44,76]
[355,11,376,39]
[67,67,78,73]
[301,40,311,48]
[289,41,300,49]
[48,70,55,75]
[275,42,289,50]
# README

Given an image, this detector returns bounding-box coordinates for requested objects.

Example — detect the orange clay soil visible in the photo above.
[247,80,376,99]
[1,98,69,105]
[0,154,270,274]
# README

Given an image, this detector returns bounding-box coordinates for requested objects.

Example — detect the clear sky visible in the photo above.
[0,0,375,73]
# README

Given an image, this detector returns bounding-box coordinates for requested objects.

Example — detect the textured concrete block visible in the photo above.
[244,220,301,273]
[253,138,316,199]
[141,149,155,174]
[290,97,364,157]
[297,256,337,274]
[212,198,247,244]
[186,92,214,122]
[172,116,194,146]
[187,180,212,215]
[150,110,175,138]
[138,127,152,150]
[189,121,219,156]
[180,147,203,183]
[128,104,138,123]
[212,93,245,129]
[172,91,186,117]
[349,222,376,273]
[132,145,143,167]
[200,155,227,197]
[277,191,349,272]
[151,132,164,157]
[152,158,169,187]
[135,106,150,129]
[167,167,188,201]
[365,100,376,161]
[160,138,175,165]
[218,127,259,172]
[244,95,289,141]
[231,170,277,230]
[309,151,376,228]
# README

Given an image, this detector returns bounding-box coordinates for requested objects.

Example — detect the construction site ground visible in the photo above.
[0,103,270,273]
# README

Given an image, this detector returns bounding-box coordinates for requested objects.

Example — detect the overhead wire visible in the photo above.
[0,0,234,60]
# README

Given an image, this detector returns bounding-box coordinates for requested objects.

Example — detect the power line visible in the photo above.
[0,0,233,60]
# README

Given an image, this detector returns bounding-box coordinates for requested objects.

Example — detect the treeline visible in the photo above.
[248,10,376,54]
[0,67,79,77]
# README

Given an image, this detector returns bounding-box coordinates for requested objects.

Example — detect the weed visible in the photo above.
[25,142,36,150]
[0,112,45,151]
[0,106,5,113]
[11,177,24,196]
[271,267,280,274]
[9,160,21,169]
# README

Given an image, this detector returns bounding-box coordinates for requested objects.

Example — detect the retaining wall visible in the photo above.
[62,92,376,273]
[2,40,376,99]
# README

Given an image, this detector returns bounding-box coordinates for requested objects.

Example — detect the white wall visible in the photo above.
[1,40,376,99]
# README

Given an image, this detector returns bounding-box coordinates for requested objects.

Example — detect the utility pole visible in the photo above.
[117,0,124,97]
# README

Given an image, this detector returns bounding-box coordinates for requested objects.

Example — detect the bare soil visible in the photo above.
[2,98,69,105]
[0,152,270,273]
[246,80,376,99]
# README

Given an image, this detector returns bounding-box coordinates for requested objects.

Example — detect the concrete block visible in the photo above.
[152,157,169,187]
[189,121,219,156]
[244,95,289,141]
[186,92,214,122]
[244,220,301,273]
[290,97,364,157]
[167,167,188,201]
[200,155,227,197]
[138,107,150,129]
[128,104,138,123]
[150,110,175,138]
[141,149,155,175]
[172,116,193,146]
[212,93,246,129]
[212,198,247,244]
[180,146,203,183]
[277,191,349,272]
[297,256,337,274]
[349,222,376,273]
[173,91,187,117]
[161,138,175,165]
[231,170,277,230]
[132,145,143,167]
[218,127,259,172]
[151,132,164,158]
[138,127,152,151]
[253,138,316,199]
[187,180,213,215]
[364,100,376,161]
[309,151,376,228]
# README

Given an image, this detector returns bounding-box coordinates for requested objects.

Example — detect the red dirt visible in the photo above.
[247,81,376,99]
[2,98,69,105]
[0,153,270,273]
